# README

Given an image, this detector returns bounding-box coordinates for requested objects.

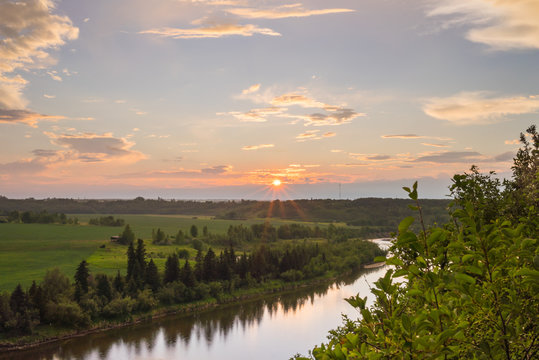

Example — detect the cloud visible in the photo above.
[0,109,64,127]
[323,132,336,138]
[350,153,392,161]
[0,0,78,124]
[296,130,320,141]
[381,134,453,140]
[227,3,355,19]
[493,151,513,162]
[271,93,329,108]
[421,143,450,148]
[242,83,261,94]
[45,132,146,162]
[225,107,285,122]
[423,92,539,125]
[140,23,280,39]
[201,165,231,174]
[43,94,56,99]
[241,143,275,151]
[0,158,47,175]
[504,139,519,145]
[32,149,58,158]
[413,151,482,163]
[381,134,422,139]
[427,0,539,50]
[47,71,62,82]
[304,108,364,126]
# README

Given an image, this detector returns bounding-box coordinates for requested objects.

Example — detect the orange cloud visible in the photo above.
[227,4,355,19]
[241,143,275,151]
[140,23,281,39]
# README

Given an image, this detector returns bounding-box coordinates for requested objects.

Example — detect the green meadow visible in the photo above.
[0,214,336,292]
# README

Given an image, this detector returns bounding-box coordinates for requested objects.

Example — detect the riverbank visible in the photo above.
[1,264,386,353]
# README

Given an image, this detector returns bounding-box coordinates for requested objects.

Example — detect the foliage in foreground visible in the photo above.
[296,126,538,359]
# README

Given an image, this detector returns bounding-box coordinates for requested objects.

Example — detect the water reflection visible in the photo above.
[4,266,386,360]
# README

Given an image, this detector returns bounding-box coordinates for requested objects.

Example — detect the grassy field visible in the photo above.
[0,215,337,292]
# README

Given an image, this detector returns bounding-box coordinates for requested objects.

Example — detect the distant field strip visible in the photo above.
[0,215,333,291]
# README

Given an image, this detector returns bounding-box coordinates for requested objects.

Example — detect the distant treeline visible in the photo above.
[88,216,125,227]
[0,196,450,227]
[0,210,78,225]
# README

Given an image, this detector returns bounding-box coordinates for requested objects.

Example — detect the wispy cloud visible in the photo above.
[241,143,275,151]
[381,134,453,140]
[0,109,64,127]
[423,92,539,125]
[227,3,355,19]
[412,151,482,163]
[242,83,261,94]
[421,143,450,148]
[140,23,280,39]
[427,0,539,50]
[223,107,285,122]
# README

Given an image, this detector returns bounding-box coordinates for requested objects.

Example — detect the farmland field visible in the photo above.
[0,214,339,292]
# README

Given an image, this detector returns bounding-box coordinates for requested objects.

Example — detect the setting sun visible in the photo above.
[272,179,282,187]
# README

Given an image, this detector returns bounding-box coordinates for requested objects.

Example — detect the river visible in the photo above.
[5,256,390,359]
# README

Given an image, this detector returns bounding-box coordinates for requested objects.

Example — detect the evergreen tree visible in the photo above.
[180,260,196,288]
[9,284,27,315]
[163,254,180,284]
[145,259,160,292]
[135,239,147,279]
[126,241,136,281]
[194,249,204,282]
[96,275,112,302]
[203,248,217,282]
[74,260,90,294]
[113,271,125,294]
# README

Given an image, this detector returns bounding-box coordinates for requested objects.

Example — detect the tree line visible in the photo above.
[0,210,78,225]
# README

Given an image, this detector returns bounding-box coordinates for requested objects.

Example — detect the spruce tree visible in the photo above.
[126,241,136,281]
[163,254,180,284]
[96,275,112,302]
[145,259,160,292]
[74,260,90,294]
[10,284,27,315]
[180,260,196,288]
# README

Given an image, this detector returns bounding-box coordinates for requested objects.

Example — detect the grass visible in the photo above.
[0,214,336,292]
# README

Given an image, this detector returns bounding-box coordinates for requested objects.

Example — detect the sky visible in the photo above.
[0,0,538,200]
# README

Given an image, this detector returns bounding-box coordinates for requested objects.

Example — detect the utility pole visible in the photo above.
[339,183,341,200]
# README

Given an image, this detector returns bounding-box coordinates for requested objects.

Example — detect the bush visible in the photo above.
[102,297,135,318]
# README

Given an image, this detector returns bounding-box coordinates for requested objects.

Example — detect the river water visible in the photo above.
[6,247,390,360]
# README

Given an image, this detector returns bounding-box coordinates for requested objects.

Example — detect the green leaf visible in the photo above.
[398,216,415,233]
[455,272,475,284]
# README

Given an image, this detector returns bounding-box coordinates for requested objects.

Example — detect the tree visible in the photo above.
[145,259,160,292]
[126,241,136,281]
[10,284,27,315]
[74,260,90,296]
[163,254,180,284]
[180,260,196,288]
[118,224,135,245]
[202,248,217,282]
[96,275,112,303]
[190,224,198,238]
